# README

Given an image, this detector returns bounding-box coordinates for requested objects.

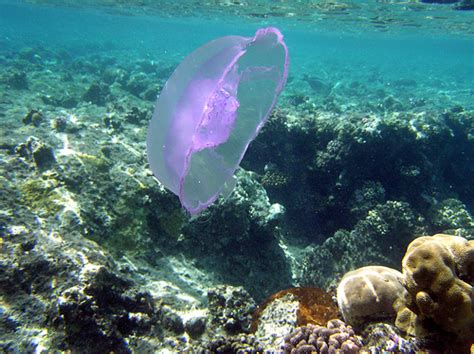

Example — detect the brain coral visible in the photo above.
[397,234,474,346]
[337,266,407,328]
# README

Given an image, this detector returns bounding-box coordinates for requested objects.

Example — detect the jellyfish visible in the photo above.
[146,27,289,214]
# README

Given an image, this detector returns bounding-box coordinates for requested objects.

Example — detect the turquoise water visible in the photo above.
[1,1,473,110]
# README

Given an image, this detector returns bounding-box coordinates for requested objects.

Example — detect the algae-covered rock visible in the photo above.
[19,178,63,216]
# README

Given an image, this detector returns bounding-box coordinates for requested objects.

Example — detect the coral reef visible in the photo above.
[1,5,473,351]
[299,200,425,289]
[184,316,206,338]
[246,106,474,243]
[335,234,474,352]
[4,71,28,89]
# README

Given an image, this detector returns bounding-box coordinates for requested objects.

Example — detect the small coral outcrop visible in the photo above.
[282,319,363,354]
[336,234,474,351]
[253,287,339,331]
[208,285,256,334]
[397,234,474,347]
[337,266,406,328]
[252,287,339,352]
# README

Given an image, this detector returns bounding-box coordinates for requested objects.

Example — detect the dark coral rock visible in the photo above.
[104,114,123,132]
[0,243,53,296]
[55,289,130,353]
[382,95,404,111]
[32,143,56,170]
[208,285,256,334]
[171,171,292,301]
[22,110,43,127]
[82,81,110,106]
[52,116,68,132]
[430,198,474,236]
[6,71,28,89]
[18,47,40,63]
[261,167,290,190]
[246,108,474,243]
[41,93,78,108]
[161,307,185,334]
[353,200,421,251]
[156,65,175,80]
[125,73,149,97]
[53,267,157,352]
[137,60,159,74]
[185,316,206,338]
[288,92,309,107]
[15,137,56,170]
[125,106,148,125]
[102,67,129,85]
[300,200,425,289]
[145,173,276,300]
[143,87,159,101]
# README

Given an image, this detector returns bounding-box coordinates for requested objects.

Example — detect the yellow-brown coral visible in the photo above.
[397,234,474,346]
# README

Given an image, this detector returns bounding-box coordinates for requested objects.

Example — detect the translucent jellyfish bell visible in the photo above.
[146,27,289,215]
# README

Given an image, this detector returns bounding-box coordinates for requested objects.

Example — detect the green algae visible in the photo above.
[78,153,111,174]
[19,178,63,216]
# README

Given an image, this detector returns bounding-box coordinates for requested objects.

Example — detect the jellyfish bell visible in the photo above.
[146,27,289,215]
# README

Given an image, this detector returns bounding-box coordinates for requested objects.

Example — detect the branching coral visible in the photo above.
[282,319,362,354]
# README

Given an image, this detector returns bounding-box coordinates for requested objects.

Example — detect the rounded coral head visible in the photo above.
[147,27,289,214]
[337,265,406,328]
